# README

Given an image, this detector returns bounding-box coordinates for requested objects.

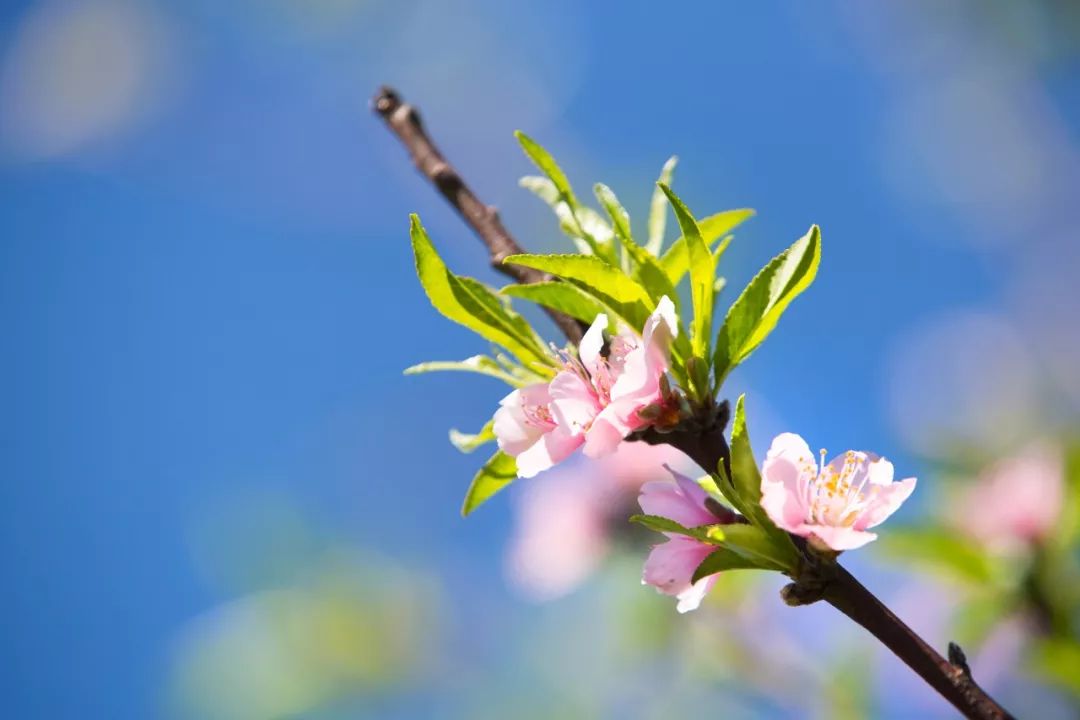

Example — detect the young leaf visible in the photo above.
[461,450,519,516]
[730,395,800,555]
[630,513,695,536]
[404,355,529,387]
[449,419,496,454]
[515,132,578,206]
[646,156,678,256]
[520,175,594,255]
[594,183,681,312]
[504,254,653,306]
[411,215,555,370]
[516,132,615,262]
[658,184,714,365]
[523,175,616,255]
[501,281,611,327]
[659,209,755,285]
[691,547,760,583]
[593,183,633,243]
[713,224,821,385]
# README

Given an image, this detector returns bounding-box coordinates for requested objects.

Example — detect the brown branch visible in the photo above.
[824,569,1013,719]
[375,84,1014,720]
[372,86,584,345]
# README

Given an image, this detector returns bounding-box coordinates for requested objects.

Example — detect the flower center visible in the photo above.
[807,449,870,527]
[523,402,554,429]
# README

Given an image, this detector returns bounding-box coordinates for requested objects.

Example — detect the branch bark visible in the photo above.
[372,86,584,345]
[374,85,1015,720]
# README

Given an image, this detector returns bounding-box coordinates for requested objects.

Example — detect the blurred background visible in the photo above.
[2,0,1080,717]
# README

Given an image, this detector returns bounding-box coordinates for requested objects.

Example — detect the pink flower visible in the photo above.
[549,296,678,459]
[496,297,680,478]
[493,382,584,479]
[583,295,678,457]
[639,467,734,613]
[952,442,1063,550]
[760,433,916,552]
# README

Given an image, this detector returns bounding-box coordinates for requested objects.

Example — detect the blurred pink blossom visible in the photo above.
[639,467,735,613]
[760,433,916,552]
[505,442,689,601]
[953,442,1063,550]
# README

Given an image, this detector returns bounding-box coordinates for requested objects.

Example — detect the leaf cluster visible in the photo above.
[407,134,820,520]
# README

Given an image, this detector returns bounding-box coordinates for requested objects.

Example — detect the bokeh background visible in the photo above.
[3,1,1080,717]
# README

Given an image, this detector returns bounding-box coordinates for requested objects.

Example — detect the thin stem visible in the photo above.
[372,86,585,345]
[374,85,1015,720]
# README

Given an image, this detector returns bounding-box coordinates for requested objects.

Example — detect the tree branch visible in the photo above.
[658,430,1016,720]
[372,86,584,345]
[375,85,1014,720]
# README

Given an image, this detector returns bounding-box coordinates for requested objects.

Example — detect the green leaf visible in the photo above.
[504,253,653,306]
[449,419,495,454]
[695,473,725,501]
[593,183,632,243]
[658,184,714,366]
[729,395,800,555]
[516,132,578,206]
[875,527,998,585]
[729,395,762,511]
[456,275,550,357]
[516,132,614,261]
[594,183,682,314]
[461,450,519,516]
[411,215,555,370]
[691,547,760,583]
[646,156,678,256]
[520,175,590,255]
[629,514,725,544]
[500,281,611,328]
[713,224,821,385]
[717,523,797,571]
[630,513,695,535]
[404,355,530,387]
[659,209,755,285]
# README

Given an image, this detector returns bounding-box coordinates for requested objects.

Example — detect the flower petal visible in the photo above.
[581,412,626,458]
[760,433,814,532]
[493,384,550,457]
[638,476,716,528]
[515,426,583,478]
[642,295,678,353]
[549,371,601,434]
[806,524,878,551]
[676,575,717,613]
[641,535,715,610]
[670,467,711,514]
[766,432,815,467]
[856,476,916,530]
[579,313,608,370]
